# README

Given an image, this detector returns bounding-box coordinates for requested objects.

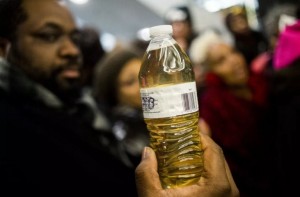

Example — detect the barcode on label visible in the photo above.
[181,92,197,111]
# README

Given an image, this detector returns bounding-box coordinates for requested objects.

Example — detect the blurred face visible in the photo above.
[171,21,192,52]
[117,58,142,109]
[8,0,81,97]
[172,21,191,39]
[229,14,249,34]
[206,43,248,86]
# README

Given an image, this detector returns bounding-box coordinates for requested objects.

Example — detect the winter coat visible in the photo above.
[0,60,138,197]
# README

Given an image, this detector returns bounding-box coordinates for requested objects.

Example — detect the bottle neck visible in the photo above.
[147,34,177,51]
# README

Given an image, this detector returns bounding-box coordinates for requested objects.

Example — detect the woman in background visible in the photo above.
[93,46,149,168]
[198,42,273,197]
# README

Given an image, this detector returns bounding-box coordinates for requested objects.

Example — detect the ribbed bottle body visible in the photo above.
[139,37,204,188]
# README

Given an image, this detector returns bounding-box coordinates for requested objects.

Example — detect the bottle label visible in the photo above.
[147,39,177,51]
[140,82,199,119]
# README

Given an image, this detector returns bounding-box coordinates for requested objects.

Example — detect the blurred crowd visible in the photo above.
[1,0,300,196]
[167,4,300,197]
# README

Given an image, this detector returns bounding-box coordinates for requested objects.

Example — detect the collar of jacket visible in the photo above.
[0,59,63,108]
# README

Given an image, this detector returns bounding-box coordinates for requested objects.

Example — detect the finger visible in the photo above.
[135,147,163,197]
[224,159,240,196]
[199,133,228,182]
[199,118,211,136]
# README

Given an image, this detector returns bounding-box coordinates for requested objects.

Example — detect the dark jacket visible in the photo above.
[266,59,300,196]
[110,105,149,168]
[0,60,137,197]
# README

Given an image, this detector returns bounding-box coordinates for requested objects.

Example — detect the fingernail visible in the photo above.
[142,147,149,160]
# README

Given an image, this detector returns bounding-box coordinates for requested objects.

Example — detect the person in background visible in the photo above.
[224,6,269,66]
[250,3,297,77]
[92,46,149,168]
[198,41,273,197]
[78,26,106,90]
[0,0,136,196]
[76,26,110,129]
[263,7,300,196]
[249,7,300,196]
[189,29,224,100]
[164,5,198,56]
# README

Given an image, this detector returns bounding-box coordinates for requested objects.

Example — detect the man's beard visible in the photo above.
[44,68,82,106]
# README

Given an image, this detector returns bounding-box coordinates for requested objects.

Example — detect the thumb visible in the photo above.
[135,147,162,196]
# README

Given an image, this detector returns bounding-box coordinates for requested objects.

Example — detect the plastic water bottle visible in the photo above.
[138,25,204,189]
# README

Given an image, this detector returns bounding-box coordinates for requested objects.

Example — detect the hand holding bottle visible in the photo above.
[135,132,240,197]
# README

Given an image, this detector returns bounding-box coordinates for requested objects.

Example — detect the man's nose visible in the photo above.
[59,37,81,58]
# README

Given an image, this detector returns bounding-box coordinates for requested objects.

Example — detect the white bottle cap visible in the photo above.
[149,25,173,38]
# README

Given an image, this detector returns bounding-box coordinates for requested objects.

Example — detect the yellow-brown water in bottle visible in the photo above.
[139,25,204,189]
